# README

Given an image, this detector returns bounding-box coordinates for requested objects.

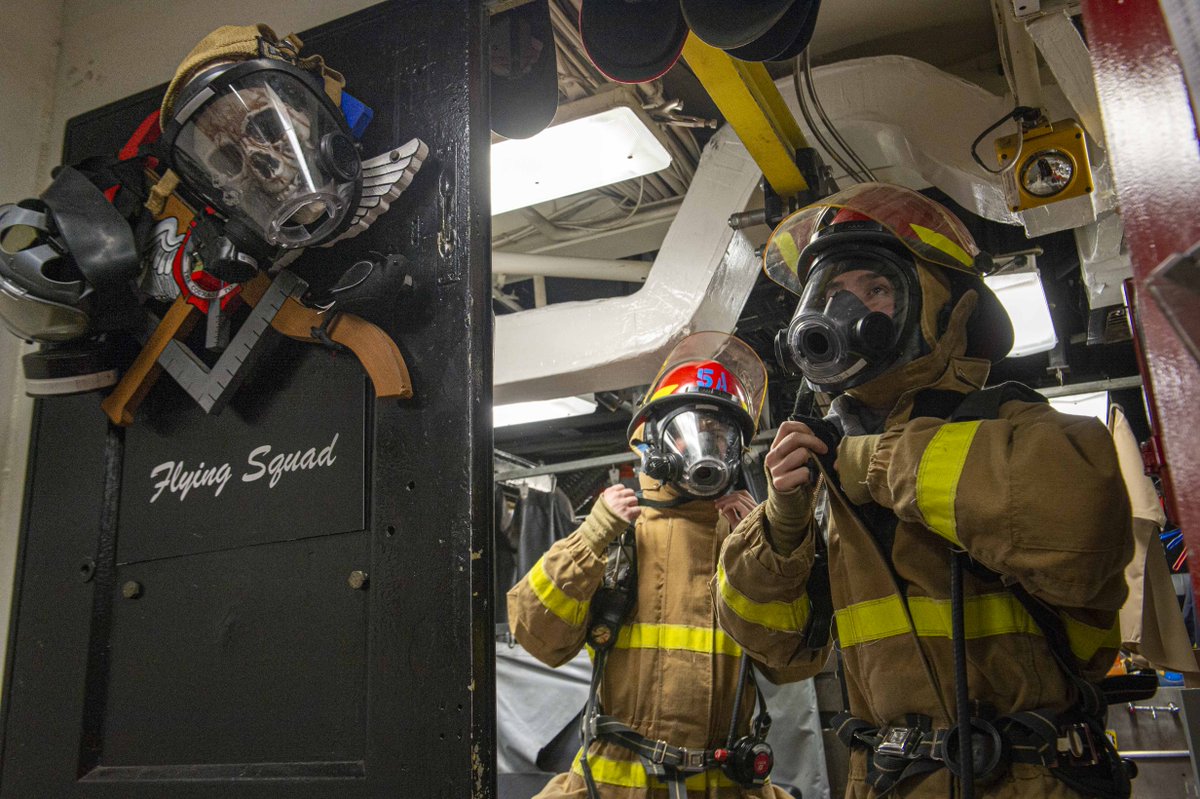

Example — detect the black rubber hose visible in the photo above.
[951,554,975,799]
[727,653,752,748]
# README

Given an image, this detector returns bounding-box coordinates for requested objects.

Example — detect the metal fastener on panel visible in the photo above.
[122,580,143,599]
[348,570,369,590]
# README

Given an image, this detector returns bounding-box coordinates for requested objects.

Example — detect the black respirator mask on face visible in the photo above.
[160,58,363,282]
[774,245,922,394]
[638,405,745,500]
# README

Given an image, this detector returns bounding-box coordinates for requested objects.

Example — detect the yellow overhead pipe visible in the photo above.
[681,34,810,198]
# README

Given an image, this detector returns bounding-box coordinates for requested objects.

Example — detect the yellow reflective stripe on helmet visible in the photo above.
[1062,613,1122,663]
[649,383,680,403]
[910,223,974,268]
[528,556,589,627]
[915,421,983,547]
[572,750,737,789]
[716,562,811,632]
[614,623,742,657]
[774,231,802,272]
[837,592,1041,648]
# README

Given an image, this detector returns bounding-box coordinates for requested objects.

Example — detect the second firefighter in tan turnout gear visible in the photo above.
[508,332,805,798]
[716,184,1134,799]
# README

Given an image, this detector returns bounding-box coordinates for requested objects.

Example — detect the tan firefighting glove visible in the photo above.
[577,491,636,556]
[764,468,817,555]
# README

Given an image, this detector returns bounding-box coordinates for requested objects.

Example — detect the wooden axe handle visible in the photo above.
[100,296,200,426]
[239,275,414,399]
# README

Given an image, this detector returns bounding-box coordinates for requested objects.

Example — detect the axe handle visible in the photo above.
[326,313,414,399]
[239,275,413,400]
[100,296,200,426]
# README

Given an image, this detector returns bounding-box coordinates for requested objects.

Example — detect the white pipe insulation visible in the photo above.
[492,252,652,283]
[492,126,762,404]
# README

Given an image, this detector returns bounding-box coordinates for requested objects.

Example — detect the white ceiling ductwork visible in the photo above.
[777,54,1118,238]
[493,126,761,405]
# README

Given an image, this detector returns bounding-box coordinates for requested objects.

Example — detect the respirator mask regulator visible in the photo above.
[159,25,363,282]
[627,332,766,501]
[776,246,920,393]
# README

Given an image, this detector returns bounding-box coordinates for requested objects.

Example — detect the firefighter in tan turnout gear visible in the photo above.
[714,183,1135,799]
[509,332,804,799]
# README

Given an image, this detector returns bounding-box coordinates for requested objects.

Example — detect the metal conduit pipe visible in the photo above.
[493,252,652,283]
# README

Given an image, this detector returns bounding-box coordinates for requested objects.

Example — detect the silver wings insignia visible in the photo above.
[324,138,429,245]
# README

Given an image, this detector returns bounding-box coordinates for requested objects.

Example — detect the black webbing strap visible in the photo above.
[592,714,717,799]
[832,712,947,795]
[832,707,1070,796]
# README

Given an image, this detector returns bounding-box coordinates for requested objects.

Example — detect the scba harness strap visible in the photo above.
[832,706,1119,797]
[816,381,1135,799]
[579,523,773,798]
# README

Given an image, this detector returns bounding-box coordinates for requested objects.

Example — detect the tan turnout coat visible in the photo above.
[715,352,1133,799]
[509,481,803,798]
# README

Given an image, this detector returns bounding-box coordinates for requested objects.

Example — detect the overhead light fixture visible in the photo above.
[493,394,597,428]
[984,259,1058,357]
[1047,390,1109,422]
[491,88,672,216]
[994,118,1094,212]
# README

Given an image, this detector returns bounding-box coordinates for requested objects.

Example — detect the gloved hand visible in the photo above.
[762,419,832,554]
[579,485,640,555]
[714,489,757,528]
[836,434,883,506]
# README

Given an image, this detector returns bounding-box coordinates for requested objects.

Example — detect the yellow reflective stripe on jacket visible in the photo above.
[915,421,983,546]
[1061,613,1122,663]
[838,593,1118,662]
[716,562,811,633]
[838,592,1039,647]
[571,750,737,790]
[528,556,589,627]
[614,623,742,657]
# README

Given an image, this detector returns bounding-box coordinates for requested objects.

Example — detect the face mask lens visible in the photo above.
[659,408,742,497]
[245,109,286,144]
[209,142,245,177]
[785,252,914,389]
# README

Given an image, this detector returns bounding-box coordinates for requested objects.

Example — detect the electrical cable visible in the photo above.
[803,49,876,181]
[950,553,975,799]
[792,53,865,183]
[970,106,1041,175]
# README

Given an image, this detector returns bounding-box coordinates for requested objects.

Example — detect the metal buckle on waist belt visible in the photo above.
[648,739,710,771]
[876,725,923,758]
[1056,723,1100,767]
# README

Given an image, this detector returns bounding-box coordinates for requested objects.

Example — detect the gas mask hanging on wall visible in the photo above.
[0,166,141,395]
[627,332,767,500]
[159,25,363,282]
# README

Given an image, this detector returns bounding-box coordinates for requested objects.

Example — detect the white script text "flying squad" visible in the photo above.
[148,434,340,503]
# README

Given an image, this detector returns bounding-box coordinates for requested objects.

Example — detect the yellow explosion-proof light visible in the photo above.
[994,118,1094,212]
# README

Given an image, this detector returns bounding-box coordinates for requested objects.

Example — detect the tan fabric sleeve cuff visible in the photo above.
[866,426,903,506]
[837,434,882,506]
[577,495,631,556]
[764,477,815,555]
